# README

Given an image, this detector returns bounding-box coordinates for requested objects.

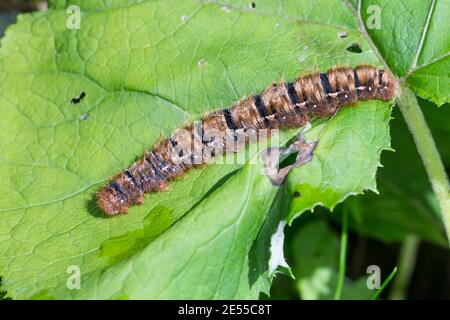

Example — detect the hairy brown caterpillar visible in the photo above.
[97,65,397,216]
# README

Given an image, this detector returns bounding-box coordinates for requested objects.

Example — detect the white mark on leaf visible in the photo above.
[269,220,289,276]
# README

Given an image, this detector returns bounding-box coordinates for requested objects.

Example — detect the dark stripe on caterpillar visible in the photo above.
[194,121,209,145]
[378,70,384,85]
[110,181,126,200]
[125,170,142,191]
[320,73,332,94]
[353,68,361,87]
[253,95,270,128]
[223,108,238,130]
[97,65,397,216]
[353,68,361,97]
[152,151,169,172]
[254,95,268,118]
[145,153,166,180]
[170,138,184,157]
[285,82,300,112]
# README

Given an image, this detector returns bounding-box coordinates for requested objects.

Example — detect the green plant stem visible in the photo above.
[334,209,348,300]
[388,236,420,300]
[371,267,398,300]
[397,85,450,244]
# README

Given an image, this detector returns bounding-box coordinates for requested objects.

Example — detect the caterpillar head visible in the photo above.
[96,187,129,216]
[378,69,398,101]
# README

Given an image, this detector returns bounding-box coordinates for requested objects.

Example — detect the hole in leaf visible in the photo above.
[250,1,256,9]
[346,43,363,53]
[79,113,89,121]
[261,136,317,186]
[197,59,207,68]
[71,91,86,104]
[338,31,348,38]
[278,151,298,169]
[293,191,301,198]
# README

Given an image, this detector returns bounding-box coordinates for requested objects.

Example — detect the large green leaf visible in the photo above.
[0,0,394,299]
[285,101,390,221]
[328,104,448,247]
[360,0,449,106]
